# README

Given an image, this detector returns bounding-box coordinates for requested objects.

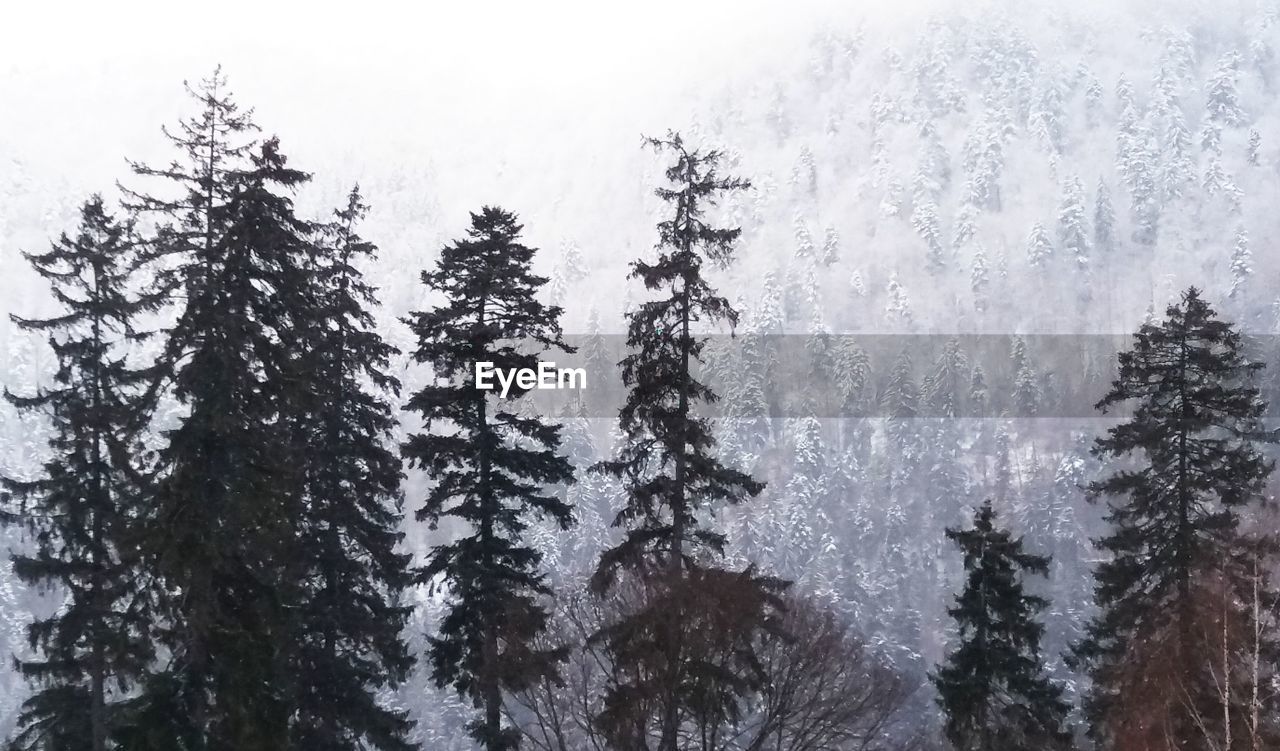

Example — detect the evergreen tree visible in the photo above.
[291,186,415,750]
[1229,225,1252,299]
[401,206,575,751]
[1072,288,1278,749]
[2,197,163,751]
[953,206,978,255]
[1057,175,1090,270]
[885,272,914,327]
[880,349,920,454]
[791,145,817,195]
[971,244,990,314]
[590,132,784,750]
[1206,51,1245,126]
[820,225,840,266]
[792,212,814,260]
[121,71,319,749]
[1084,75,1104,128]
[1202,122,1224,156]
[1026,222,1053,269]
[832,338,872,416]
[1123,126,1161,247]
[1093,178,1116,256]
[924,338,970,419]
[556,239,588,285]
[933,501,1072,751]
[913,200,946,272]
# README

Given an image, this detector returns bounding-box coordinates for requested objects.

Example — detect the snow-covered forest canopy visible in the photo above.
[2,1,1280,749]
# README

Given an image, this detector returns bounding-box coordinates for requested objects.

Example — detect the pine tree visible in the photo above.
[1160,108,1195,203]
[820,225,840,266]
[1072,288,1278,749]
[291,186,416,750]
[1084,74,1104,128]
[1229,226,1252,299]
[924,338,970,419]
[120,71,319,748]
[1093,178,1116,256]
[791,145,817,195]
[2,197,163,751]
[971,244,990,314]
[1013,361,1041,417]
[1202,121,1224,155]
[556,239,588,284]
[953,204,977,252]
[1206,51,1245,126]
[885,272,914,327]
[1029,79,1066,154]
[913,200,946,272]
[590,133,784,750]
[1122,126,1161,247]
[401,206,575,751]
[1057,176,1090,270]
[1248,128,1262,165]
[933,501,1073,751]
[880,349,920,454]
[832,338,872,416]
[1026,222,1053,269]
[792,212,814,260]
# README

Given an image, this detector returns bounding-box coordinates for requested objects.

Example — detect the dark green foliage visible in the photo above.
[402,206,574,751]
[289,186,415,750]
[122,70,317,749]
[933,501,1072,751]
[1072,287,1277,748]
[592,132,764,587]
[590,132,785,751]
[2,197,163,751]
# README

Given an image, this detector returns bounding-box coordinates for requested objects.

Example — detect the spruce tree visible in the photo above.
[1057,175,1090,270]
[290,186,416,750]
[120,71,317,748]
[401,206,574,751]
[590,132,785,751]
[1229,226,1252,299]
[1093,178,1115,256]
[2,196,163,751]
[933,501,1073,751]
[1072,287,1277,748]
[1026,222,1053,269]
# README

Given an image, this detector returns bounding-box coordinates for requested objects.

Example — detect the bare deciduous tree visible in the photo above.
[507,582,927,751]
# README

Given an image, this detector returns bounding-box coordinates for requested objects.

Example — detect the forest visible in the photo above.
[3,2,1280,750]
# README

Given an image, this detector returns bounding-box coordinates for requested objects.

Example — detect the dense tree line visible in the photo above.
[2,70,1280,751]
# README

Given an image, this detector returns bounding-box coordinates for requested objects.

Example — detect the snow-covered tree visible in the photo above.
[913,201,946,272]
[793,211,815,259]
[885,272,914,327]
[1205,50,1245,126]
[1094,178,1116,255]
[820,225,839,266]
[1057,175,1090,270]
[1229,225,1252,298]
[971,244,990,314]
[791,144,817,195]
[1026,221,1053,269]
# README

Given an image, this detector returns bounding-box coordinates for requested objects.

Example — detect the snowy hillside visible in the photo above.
[3,1,1280,746]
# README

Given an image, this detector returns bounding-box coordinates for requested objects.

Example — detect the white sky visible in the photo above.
[0,0,919,239]
[0,1,885,205]
[2,1,858,112]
